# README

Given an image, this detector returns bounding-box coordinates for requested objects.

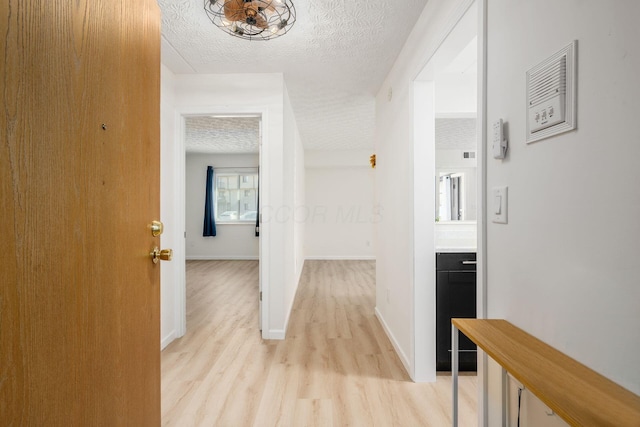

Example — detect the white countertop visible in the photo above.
[435,222,477,253]
[435,247,477,253]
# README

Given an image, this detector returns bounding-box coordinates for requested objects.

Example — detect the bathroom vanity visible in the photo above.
[436,251,477,371]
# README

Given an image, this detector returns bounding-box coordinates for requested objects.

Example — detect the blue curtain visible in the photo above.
[203,166,217,237]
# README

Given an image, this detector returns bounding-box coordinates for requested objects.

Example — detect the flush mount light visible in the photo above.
[204,0,296,41]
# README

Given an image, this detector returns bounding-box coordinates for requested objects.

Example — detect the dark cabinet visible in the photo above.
[436,252,477,371]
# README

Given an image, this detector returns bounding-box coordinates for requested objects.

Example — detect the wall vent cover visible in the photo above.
[526,40,577,143]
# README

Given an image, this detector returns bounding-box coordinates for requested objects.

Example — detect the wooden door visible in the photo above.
[0,0,161,424]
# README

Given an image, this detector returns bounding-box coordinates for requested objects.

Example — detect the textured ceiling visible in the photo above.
[158,0,429,151]
[185,116,260,153]
[436,118,477,150]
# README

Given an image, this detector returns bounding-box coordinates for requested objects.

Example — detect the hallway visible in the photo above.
[161,260,477,426]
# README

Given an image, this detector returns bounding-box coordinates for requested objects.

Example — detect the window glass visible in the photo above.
[215,172,258,222]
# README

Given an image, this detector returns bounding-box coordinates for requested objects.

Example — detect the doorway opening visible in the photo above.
[183,114,263,331]
[411,0,484,386]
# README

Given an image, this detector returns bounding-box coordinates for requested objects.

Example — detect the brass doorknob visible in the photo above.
[150,247,173,264]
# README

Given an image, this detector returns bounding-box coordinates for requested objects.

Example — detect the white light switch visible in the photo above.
[492,186,508,224]
[493,195,502,214]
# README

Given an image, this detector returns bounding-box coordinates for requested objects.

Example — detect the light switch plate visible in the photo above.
[492,186,508,224]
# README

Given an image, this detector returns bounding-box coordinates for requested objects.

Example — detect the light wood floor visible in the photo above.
[162,260,477,426]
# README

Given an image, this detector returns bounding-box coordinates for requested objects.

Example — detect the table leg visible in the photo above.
[452,323,459,427]
[502,367,508,426]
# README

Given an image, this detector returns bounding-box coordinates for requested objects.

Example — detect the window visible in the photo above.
[215,171,258,223]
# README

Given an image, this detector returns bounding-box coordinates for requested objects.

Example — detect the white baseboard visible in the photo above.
[161,330,177,350]
[186,255,259,261]
[375,307,413,380]
[305,256,376,261]
[265,329,286,340]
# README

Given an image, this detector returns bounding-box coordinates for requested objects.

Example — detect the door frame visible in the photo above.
[476,2,488,424]
[410,0,488,423]
[171,105,269,338]
[411,0,479,380]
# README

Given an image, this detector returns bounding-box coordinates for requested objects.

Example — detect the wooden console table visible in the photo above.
[451,319,640,426]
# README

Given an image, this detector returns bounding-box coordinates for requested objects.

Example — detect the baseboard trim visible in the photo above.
[375,307,413,380]
[265,329,286,340]
[161,331,177,350]
[305,256,376,261]
[186,255,259,261]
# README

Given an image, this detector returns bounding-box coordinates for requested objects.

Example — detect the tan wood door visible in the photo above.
[0,0,162,424]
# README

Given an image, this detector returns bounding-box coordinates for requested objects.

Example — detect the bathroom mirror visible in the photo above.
[436,168,477,222]
[434,117,478,222]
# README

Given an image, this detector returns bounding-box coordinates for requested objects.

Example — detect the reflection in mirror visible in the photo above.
[436,168,476,222]
[438,173,462,221]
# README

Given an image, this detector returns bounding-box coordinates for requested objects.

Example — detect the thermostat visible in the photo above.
[492,119,508,159]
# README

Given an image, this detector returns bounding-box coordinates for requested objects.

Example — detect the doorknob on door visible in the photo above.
[150,247,173,264]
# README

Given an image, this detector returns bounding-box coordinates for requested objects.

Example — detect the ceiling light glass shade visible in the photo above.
[204,0,296,41]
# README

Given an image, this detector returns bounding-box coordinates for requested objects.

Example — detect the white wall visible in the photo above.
[185,153,259,260]
[293,108,306,283]
[305,150,376,260]
[281,84,305,333]
[435,72,478,114]
[485,0,640,424]
[160,72,303,341]
[374,0,475,381]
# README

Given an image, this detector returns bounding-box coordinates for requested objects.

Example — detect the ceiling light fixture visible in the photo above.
[204,0,296,41]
